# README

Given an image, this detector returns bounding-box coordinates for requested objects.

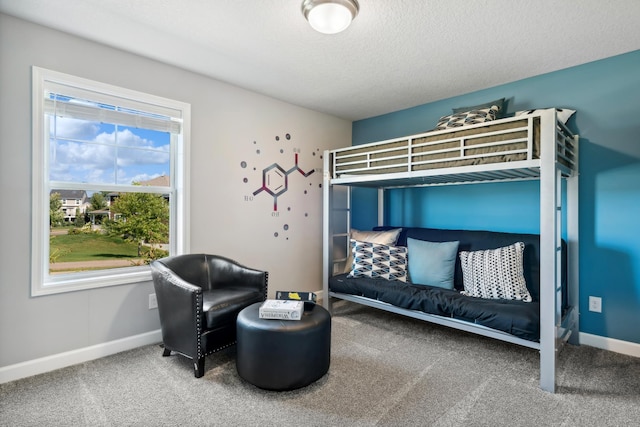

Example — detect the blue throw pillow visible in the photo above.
[407,238,459,289]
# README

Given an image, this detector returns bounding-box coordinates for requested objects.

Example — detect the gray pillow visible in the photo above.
[453,98,506,118]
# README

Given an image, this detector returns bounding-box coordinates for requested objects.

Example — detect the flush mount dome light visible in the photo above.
[302,0,359,34]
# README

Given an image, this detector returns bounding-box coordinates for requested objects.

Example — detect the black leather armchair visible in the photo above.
[150,254,268,377]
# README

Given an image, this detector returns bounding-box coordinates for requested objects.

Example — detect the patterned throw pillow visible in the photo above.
[435,105,500,130]
[343,228,402,273]
[459,242,533,302]
[347,239,408,282]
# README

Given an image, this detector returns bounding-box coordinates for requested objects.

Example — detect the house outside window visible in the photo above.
[32,67,190,296]
[51,189,89,222]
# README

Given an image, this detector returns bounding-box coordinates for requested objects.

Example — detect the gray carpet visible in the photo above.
[1,300,639,426]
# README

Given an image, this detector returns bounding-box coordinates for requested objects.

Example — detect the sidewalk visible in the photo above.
[49,259,144,271]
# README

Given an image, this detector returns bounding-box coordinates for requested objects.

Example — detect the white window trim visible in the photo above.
[31,66,190,296]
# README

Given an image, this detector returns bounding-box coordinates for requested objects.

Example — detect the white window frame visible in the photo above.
[31,66,190,296]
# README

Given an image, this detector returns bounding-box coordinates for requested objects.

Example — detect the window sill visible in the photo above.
[32,266,152,297]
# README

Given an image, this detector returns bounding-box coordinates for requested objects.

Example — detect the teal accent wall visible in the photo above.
[351,50,640,344]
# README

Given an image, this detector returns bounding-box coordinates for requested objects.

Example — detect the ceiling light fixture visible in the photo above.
[301,0,359,35]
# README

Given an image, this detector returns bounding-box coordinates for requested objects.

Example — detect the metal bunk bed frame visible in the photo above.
[322,109,579,393]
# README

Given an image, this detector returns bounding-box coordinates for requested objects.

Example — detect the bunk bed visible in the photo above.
[322,108,579,393]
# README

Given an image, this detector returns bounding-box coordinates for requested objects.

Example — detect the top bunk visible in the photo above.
[326,108,578,189]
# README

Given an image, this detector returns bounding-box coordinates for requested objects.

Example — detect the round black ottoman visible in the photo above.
[236,302,331,391]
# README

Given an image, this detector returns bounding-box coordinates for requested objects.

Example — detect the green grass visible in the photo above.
[50,233,141,262]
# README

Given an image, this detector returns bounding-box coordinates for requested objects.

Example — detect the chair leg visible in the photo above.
[194,358,205,378]
[162,348,171,357]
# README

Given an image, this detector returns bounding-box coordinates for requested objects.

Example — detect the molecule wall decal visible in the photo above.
[252,152,314,212]
[240,133,322,240]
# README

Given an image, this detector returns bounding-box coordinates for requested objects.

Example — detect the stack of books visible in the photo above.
[259,291,318,320]
[259,299,304,320]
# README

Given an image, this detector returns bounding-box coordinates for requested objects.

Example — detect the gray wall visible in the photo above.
[0,14,351,369]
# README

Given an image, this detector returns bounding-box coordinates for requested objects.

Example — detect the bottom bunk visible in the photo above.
[324,226,579,379]
[328,291,541,349]
[329,273,541,346]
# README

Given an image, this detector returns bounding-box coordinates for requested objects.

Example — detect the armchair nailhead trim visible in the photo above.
[196,291,203,358]
[205,340,236,357]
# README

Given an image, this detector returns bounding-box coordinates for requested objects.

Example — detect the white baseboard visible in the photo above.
[0,329,162,385]
[579,332,640,358]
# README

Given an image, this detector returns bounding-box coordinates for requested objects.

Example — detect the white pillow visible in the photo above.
[347,239,408,282]
[351,228,401,245]
[459,242,532,302]
[515,108,575,124]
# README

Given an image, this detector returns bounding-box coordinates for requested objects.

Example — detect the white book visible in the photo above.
[259,299,304,320]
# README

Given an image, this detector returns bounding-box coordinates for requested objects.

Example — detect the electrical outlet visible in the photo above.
[149,293,158,310]
[589,296,602,313]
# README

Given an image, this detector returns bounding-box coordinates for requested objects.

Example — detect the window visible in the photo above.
[32,67,190,296]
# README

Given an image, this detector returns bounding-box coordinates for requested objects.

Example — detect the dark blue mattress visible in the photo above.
[329,273,541,341]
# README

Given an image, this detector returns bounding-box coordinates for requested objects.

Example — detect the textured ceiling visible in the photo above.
[1,0,639,121]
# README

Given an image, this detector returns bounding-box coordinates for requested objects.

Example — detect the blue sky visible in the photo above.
[49,117,170,185]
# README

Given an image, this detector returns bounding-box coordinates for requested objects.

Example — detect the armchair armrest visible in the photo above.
[205,255,268,299]
[150,261,203,358]
[231,266,268,297]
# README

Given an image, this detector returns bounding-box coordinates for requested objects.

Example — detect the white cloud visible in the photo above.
[129,172,169,184]
[52,117,100,139]
[50,121,170,184]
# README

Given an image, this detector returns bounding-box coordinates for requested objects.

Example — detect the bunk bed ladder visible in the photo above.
[323,152,351,309]
[566,157,580,348]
